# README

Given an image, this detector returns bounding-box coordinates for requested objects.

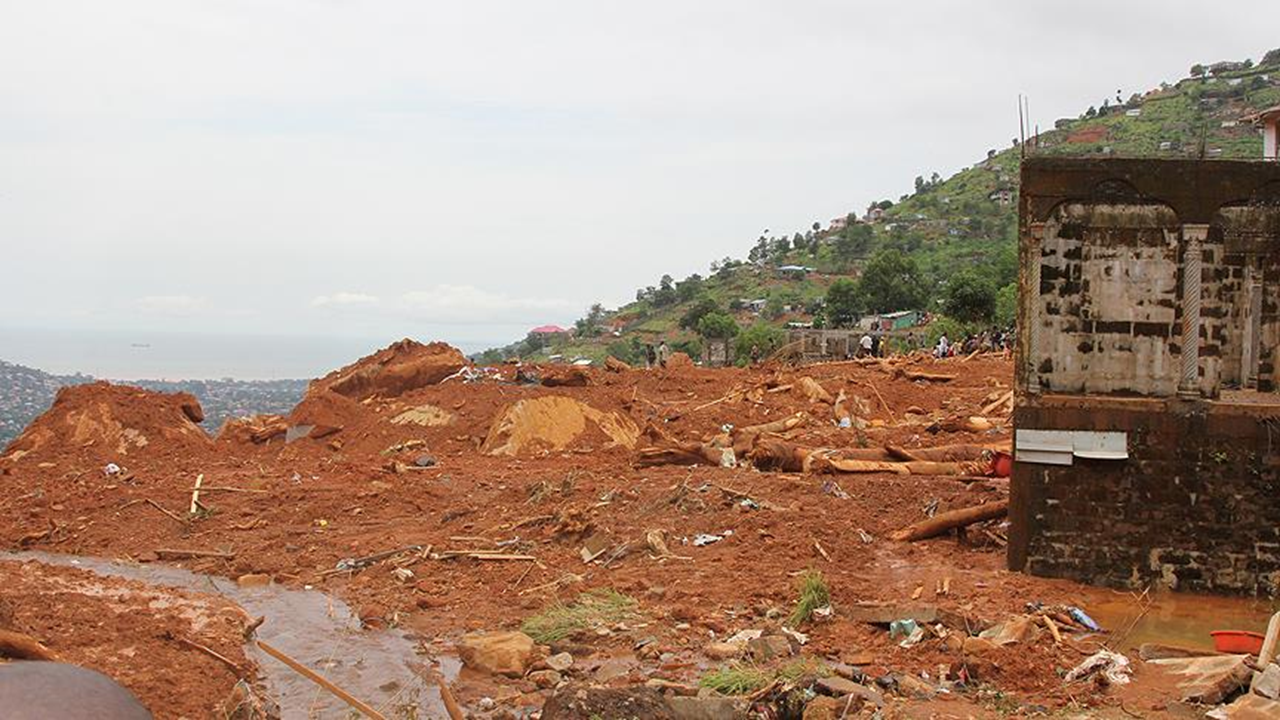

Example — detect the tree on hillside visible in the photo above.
[652,274,678,306]
[942,268,997,323]
[994,282,1018,327]
[679,295,720,330]
[675,274,704,302]
[824,278,863,328]
[858,249,927,313]
[696,312,739,340]
[833,223,873,267]
[574,303,607,337]
[734,322,785,362]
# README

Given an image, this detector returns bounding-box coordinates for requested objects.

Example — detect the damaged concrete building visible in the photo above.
[1010,157,1280,597]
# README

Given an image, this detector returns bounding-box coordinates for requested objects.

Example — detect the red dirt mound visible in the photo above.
[310,339,467,401]
[2,382,211,463]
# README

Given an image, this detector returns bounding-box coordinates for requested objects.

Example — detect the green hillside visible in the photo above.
[479,50,1280,365]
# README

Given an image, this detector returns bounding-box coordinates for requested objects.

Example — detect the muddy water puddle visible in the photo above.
[1086,590,1277,653]
[4,551,460,719]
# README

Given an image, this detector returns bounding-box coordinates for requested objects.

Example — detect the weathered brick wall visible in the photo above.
[1038,202,1183,395]
[1010,399,1280,597]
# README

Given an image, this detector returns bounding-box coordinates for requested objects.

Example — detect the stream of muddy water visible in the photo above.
[4,551,460,719]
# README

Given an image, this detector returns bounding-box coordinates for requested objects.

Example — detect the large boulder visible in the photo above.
[481,396,639,456]
[310,339,466,401]
[456,631,537,678]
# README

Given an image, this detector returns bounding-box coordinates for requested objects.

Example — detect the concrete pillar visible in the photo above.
[1026,223,1045,395]
[1265,120,1278,161]
[1179,224,1209,398]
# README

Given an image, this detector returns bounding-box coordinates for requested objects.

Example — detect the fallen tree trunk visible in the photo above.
[604,356,631,373]
[885,443,1005,463]
[746,439,811,472]
[635,443,733,468]
[894,369,957,383]
[890,500,1009,542]
[902,460,990,476]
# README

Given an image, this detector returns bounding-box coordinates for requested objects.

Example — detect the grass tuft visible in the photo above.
[520,589,637,643]
[699,658,830,695]
[786,570,831,628]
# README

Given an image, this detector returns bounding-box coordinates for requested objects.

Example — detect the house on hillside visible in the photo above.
[989,188,1015,205]
[1245,105,1280,160]
[776,265,813,278]
[829,216,848,231]
[878,310,923,331]
[864,206,886,223]
[529,324,571,339]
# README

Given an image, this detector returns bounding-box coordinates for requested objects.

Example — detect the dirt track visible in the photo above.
[0,341,1192,718]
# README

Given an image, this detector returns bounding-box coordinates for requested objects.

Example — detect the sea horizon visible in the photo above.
[0,327,499,381]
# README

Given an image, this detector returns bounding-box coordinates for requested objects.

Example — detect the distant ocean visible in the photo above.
[0,327,494,381]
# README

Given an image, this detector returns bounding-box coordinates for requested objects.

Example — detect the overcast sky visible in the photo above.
[3,1,1276,350]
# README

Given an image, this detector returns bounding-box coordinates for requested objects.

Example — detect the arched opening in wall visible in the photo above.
[1036,199,1181,395]
[1211,201,1280,399]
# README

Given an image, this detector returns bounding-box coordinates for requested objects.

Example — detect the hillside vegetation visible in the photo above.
[479,50,1280,365]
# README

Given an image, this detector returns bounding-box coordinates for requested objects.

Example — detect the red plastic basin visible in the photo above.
[1210,630,1265,655]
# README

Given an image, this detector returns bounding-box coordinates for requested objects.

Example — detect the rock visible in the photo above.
[545,652,574,672]
[1148,654,1252,705]
[802,696,852,720]
[1219,692,1280,718]
[413,454,437,467]
[528,670,562,689]
[457,631,537,677]
[236,573,271,588]
[979,615,1038,645]
[746,634,793,662]
[1253,662,1280,700]
[962,636,1001,657]
[895,674,937,700]
[703,642,742,660]
[814,677,882,710]
[665,695,747,720]
[592,657,632,684]
[541,685,676,719]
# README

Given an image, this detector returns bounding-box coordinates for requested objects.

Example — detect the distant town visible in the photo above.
[0,360,308,447]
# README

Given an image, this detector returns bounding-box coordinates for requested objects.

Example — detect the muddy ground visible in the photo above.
[0,341,1253,718]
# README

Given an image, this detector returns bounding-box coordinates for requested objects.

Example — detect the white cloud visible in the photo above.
[307,284,573,326]
[134,295,207,316]
[310,292,380,308]
[398,285,574,323]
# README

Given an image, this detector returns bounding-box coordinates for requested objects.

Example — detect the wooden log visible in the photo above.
[890,500,1009,542]
[257,640,386,719]
[894,368,956,382]
[0,629,59,661]
[902,460,990,476]
[634,443,731,468]
[735,412,807,439]
[604,356,632,373]
[818,457,911,475]
[746,439,811,473]
[155,548,236,560]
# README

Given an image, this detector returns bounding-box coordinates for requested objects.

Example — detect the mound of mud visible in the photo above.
[2,382,211,462]
[311,339,466,401]
[481,396,640,456]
